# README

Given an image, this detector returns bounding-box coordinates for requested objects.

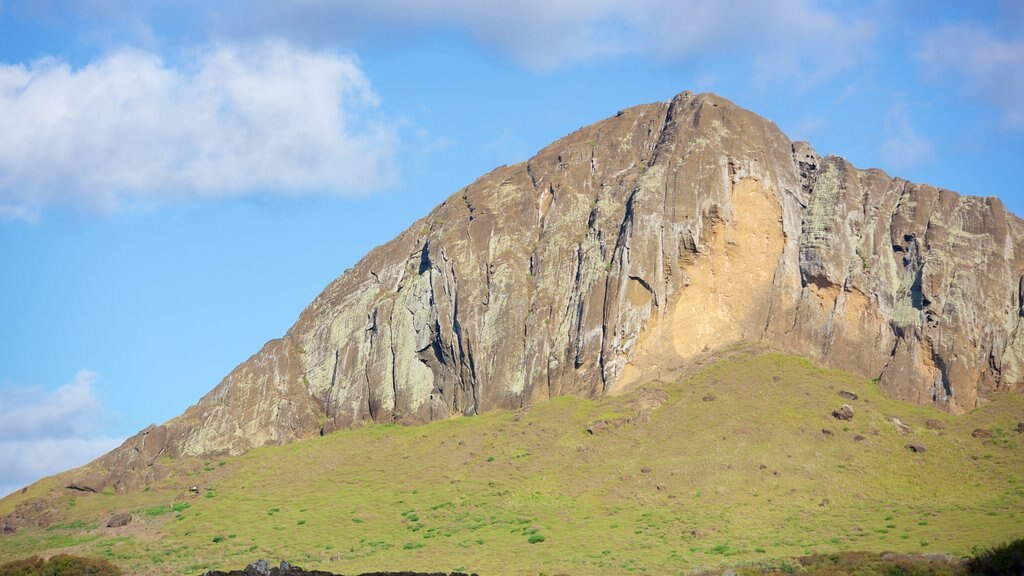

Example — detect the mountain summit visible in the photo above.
[95,91,1024,490]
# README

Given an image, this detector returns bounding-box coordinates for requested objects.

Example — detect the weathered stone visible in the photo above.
[1016,422,1024,434]
[82,90,1024,478]
[107,512,132,528]
[972,428,993,439]
[925,419,945,430]
[832,405,855,421]
[906,443,928,453]
[839,390,858,400]
[886,416,912,435]
[245,560,271,576]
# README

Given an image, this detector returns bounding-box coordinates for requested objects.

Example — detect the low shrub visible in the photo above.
[966,538,1024,576]
[0,554,122,576]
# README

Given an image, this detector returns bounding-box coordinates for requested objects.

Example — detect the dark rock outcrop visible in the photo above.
[72,91,1024,487]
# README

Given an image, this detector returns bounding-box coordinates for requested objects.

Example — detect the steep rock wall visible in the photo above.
[93,91,1024,486]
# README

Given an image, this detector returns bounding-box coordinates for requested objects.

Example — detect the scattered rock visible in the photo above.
[246,559,271,576]
[759,463,768,470]
[586,418,629,435]
[853,435,866,442]
[838,390,858,400]
[1016,422,1024,434]
[821,428,834,436]
[702,394,716,402]
[819,498,830,507]
[656,484,667,491]
[832,405,854,421]
[107,512,132,528]
[972,428,993,439]
[1,499,58,531]
[925,419,945,430]
[906,443,927,453]
[886,416,912,435]
[640,467,653,474]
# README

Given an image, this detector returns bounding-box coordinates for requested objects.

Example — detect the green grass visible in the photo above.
[0,352,1021,576]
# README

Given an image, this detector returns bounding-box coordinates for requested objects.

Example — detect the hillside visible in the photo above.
[1,353,1021,575]
[37,91,1023,497]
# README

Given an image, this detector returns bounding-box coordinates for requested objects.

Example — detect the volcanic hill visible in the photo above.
[86,91,1024,490]
[1,91,1023,575]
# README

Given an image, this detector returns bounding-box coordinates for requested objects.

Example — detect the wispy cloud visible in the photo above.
[917,24,1024,129]
[221,0,875,78]
[881,100,934,171]
[0,41,398,219]
[0,370,122,497]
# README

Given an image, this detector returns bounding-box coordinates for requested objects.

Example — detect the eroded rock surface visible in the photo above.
[81,91,1024,487]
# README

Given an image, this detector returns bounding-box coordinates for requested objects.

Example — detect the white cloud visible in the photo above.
[226,0,875,77]
[0,41,397,217]
[0,370,123,497]
[881,101,934,170]
[917,24,1024,129]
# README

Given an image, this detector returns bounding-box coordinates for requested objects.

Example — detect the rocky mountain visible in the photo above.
[93,91,1024,490]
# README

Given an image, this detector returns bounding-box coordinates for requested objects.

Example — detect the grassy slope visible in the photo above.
[0,353,1021,575]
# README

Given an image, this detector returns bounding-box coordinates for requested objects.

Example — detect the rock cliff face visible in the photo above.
[95,91,1024,486]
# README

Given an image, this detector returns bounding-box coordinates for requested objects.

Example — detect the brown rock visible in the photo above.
[86,90,1024,476]
[906,443,928,453]
[972,428,993,439]
[925,419,945,430]
[832,405,855,421]
[1016,422,1024,434]
[702,394,716,402]
[838,390,858,400]
[107,512,132,528]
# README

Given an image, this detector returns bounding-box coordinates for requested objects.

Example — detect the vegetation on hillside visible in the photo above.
[0,353,1021,575]
[0,554,122,576]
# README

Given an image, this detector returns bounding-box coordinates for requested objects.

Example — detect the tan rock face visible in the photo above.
[96,91,1024,474]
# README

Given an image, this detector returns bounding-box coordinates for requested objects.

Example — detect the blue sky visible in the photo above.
[1,1,1022,496]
